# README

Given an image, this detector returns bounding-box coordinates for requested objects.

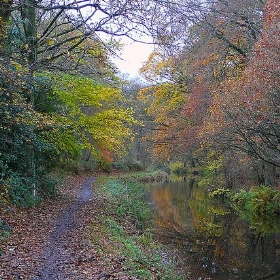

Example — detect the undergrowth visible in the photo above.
[230,185,280,234]
[113,170,168,183]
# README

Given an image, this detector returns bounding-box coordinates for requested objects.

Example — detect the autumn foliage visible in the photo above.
[139,0,279,186]
[204,0,280,168]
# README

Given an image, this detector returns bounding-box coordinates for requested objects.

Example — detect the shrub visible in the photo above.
[39,173,59,198]
[169,162,187,175]
[230,185,280,234]
[7,175,39,207]
[113,159,145,172]
[231,185,280,216]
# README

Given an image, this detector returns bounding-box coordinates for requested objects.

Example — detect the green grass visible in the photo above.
[93,176,186,279]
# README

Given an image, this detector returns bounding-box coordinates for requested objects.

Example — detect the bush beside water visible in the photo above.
[230,185,280,234]
[115,170,168,183]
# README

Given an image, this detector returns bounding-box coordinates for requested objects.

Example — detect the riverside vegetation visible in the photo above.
[92,172,187,279]
[0,172,187,279]
[1,169,280,279]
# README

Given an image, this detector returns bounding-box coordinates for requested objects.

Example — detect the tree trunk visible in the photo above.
[21,0,37,199]
[22,0,37,64]
[0,0,13,49]
[264,162,276,187]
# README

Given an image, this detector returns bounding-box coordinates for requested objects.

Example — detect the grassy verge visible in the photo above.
[91,175,186,279]
[109,170,168,183]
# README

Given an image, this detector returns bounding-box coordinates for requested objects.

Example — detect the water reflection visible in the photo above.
[148,178,280,280]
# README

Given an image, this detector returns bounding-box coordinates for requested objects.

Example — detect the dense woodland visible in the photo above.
[0,0,280,207]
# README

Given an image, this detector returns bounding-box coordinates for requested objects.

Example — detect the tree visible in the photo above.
[136,0,268,181]
[0,0,158,71]
[148,0,264,56]
[1,0,151,205]
[0,64,61,206]
[203,0,280,185]
[119,79,153,168]
[48,72,136,161]
[138,81,186,161]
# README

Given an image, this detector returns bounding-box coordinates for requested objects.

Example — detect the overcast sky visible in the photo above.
[111,38,154,78]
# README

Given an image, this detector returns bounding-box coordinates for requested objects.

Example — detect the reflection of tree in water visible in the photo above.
[150,179,280,279]
[152,181,194,238]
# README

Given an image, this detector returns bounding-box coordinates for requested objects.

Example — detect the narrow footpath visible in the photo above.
[33,177,95,280]
[0,175,119,280]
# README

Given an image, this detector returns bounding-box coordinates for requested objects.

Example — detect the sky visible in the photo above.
[111,38,154,78]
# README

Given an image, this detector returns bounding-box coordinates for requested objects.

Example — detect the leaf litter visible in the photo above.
[0,174,128,280]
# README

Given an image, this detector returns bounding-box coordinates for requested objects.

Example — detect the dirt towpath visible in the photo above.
[0,175,113,280]
[33,177,95,280]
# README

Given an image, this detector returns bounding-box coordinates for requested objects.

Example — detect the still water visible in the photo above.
[147,177,280,280]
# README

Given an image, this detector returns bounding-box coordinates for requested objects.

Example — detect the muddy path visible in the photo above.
[0,175,110,280]
[33,177,95,280]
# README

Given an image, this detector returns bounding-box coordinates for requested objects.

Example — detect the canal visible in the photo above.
[147,177,280,280]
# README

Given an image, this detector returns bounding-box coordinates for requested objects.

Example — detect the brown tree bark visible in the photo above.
[0,0,13,49]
